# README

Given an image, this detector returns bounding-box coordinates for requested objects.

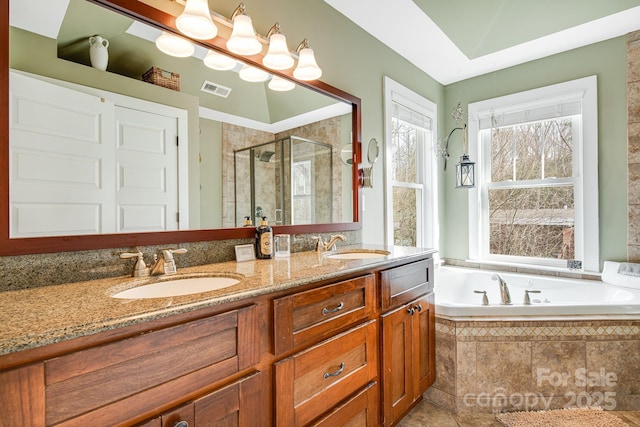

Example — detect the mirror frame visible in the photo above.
[0,0,362,256]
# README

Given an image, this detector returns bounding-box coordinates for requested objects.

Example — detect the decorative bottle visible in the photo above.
[255,216,273,259]
[89,35,109,71]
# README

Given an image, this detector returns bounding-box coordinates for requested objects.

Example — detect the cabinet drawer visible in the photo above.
[380,258,433,310]
[275,321,378,427]
[45,305,261,426]
[309,382,379,427]
[274,274,375,354]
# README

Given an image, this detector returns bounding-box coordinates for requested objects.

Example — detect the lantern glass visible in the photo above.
[455,154,475,189]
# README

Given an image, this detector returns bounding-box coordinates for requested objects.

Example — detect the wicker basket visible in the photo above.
[142,67,180,91]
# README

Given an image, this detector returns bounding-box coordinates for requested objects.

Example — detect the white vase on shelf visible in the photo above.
[89,35,109,71]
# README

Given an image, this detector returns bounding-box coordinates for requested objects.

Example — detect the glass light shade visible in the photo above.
[293,47,322,80]
[455,154,476,189]
[155,31,195,57]
[263,34,294,70]
[238,64,269,82]
[203,50,236,71]
[268,75,295,91]
[227,14,262,55]
[176,0,217,40]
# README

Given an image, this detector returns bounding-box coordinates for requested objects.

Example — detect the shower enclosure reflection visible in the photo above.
[234,137,333,226]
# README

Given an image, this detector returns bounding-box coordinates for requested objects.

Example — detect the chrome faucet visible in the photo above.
[492,273,512,305]
[150,248,188,275]
[312,234,346,252]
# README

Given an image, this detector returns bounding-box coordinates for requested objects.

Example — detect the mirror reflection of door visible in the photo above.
[9,71,183,237]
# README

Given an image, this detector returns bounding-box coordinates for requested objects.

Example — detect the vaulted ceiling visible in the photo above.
[324,0,640,84]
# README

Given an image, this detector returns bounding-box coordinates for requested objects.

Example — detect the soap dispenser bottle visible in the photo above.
[256,216,273,259]
[244,216,253,227]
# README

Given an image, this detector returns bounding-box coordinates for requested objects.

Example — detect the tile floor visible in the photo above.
[399,399,640,427]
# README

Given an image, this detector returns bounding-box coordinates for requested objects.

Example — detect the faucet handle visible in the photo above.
[159,248,188,275]
[160,247,188,259]
[524,290,541,305]
[120,250,149,277]
[311,236,325,251]
[474,290,489,306]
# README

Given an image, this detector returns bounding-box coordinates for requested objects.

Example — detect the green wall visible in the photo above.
[209,0,446,242]
[441,36,628,267]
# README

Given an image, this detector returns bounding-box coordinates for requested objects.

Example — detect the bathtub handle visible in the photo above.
[474,290,489,306]
[524,290,541,305]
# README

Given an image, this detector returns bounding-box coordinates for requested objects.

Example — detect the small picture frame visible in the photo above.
[235,244,256,262]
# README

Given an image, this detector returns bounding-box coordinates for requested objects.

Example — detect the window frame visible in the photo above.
[467,76,599,273]
[383,76,439,252]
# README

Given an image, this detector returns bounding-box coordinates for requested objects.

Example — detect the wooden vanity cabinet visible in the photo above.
[0,304,264,427]
[0,254,436,427]
[379,259,435,426]
[273,274,380,426]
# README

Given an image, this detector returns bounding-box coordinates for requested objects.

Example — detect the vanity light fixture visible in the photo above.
[268,75,296,91]
[175,0,217,40]
[263,23,294,70]
[203,50,237,70]
[443,124,475,189]
[238,64,269,82]
[155,31,195,57]
[293,39,322,81]
[226,3,262,56]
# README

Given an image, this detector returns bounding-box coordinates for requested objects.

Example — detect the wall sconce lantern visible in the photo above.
[455,154,475,189]
[442,123,475,189]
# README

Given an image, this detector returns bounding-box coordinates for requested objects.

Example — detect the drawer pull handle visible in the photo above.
[174,421,189,427]
[407,307,415,315]
[414,304,423,312]
[322,302,344,315]
[323,362,345,379]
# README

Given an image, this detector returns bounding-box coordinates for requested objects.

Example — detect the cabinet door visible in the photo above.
[0,364,45,426]
[411,294,436,397]
[381,305,413,426]
[194,371,265,427]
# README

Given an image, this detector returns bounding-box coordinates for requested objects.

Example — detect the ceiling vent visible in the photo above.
[200,80,232,98]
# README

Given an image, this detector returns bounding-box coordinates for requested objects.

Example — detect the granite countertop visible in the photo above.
[0,245,435,357]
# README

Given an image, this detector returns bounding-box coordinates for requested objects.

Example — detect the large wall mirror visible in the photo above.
[1,0,362,255]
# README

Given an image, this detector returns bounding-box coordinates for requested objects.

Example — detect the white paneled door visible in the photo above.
[115,106,178,233]
[9,71,181,237]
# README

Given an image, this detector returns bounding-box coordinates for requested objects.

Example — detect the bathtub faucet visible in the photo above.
[492,274,512,305]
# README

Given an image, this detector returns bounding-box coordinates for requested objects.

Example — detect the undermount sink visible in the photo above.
[111,276,241,299]
[324,250,391,260]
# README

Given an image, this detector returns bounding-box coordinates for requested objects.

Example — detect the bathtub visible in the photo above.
[434,266,640,318]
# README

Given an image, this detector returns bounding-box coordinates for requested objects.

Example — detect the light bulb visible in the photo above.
[227,14,262,55]
[176,0,217,40]
[204,50,236,71]
[155,31,195,57]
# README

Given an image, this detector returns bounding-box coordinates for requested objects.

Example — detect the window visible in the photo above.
[468,76,599,272]
[384,77,438,251]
